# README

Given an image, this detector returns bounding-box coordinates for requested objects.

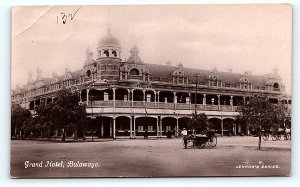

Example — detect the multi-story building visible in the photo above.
[11,29,291,139]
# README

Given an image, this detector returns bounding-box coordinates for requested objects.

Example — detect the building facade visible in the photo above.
[11,29,292,139]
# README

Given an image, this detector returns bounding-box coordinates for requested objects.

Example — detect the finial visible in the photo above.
[36,67,42,80]
[27,70,33,83]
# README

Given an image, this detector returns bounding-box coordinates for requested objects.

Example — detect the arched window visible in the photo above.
[104,50,109,57]
[273,83,280,91]
[129,68,139,76]
[112,50,117,57]
[86,70,91,77]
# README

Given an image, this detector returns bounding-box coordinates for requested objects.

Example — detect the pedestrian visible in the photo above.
[182,128,188,149]
[144,129,148,139]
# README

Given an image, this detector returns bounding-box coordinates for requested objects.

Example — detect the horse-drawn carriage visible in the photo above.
[262,128,291,141]
[183,130,217,149]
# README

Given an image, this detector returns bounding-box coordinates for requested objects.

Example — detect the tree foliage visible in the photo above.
[189,112,209,133]
[11,104,31,137]
[20,89,87,140]
[238,95,288,149]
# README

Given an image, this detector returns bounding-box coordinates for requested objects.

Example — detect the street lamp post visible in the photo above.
[193,73,200,135]
[193,73,200,114]
[89,87,95,142]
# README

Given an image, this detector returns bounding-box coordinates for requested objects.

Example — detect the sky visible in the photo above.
[11,4,292,94]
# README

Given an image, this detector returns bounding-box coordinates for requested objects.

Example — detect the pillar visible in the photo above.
[221,117,224,137]
[230,96,233,110]
[176,117,179,137]
[243,96,246,104]
[159,116,162,137]
[143,89,146,103]
[157,91,160,103]
[173,92,177,104]
[130,116,133,139]
[51,97,54,104]
[112,88,116,108]
[218,95,220,111]
[110,118,112,137]
[133,116,136,138]
[87,88,90,105]
[131,89,134,107]
[203,94,206,110]
[233,121,237,136]
[156,117,159,137]
[113,117,116,139]
[127,89,130,101]
[101,118,104,137]
[80,90,82,102]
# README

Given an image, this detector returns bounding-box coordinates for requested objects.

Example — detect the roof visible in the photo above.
[144,63,268,87]
[98,29,121,49]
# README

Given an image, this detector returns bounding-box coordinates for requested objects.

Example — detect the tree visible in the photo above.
[35,89,87,141]
[189,112,209,134]
[238,95,288,150]
[11,104,31,138]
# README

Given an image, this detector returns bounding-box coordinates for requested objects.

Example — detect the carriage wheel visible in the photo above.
[262,134,269,141]
[285,133,291,140]
[207,137,217,148]
[195,142,206,149]
[276,134,281,140]
[271,133,277,141]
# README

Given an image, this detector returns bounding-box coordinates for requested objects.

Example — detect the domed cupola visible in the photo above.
[127,45,142,64]
[97,29,121,59]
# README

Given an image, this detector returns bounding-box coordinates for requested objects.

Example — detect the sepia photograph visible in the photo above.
[11,4,292,178]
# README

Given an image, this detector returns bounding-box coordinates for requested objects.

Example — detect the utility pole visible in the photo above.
[193,73,200,114]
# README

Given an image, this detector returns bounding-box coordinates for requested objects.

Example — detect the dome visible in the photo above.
[98,29,121,48]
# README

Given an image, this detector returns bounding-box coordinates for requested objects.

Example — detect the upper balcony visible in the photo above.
[84,100,239,112]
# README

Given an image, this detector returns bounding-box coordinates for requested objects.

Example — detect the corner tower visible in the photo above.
[96,29,122,81]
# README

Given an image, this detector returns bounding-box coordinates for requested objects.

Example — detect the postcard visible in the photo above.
[11,4,292,177]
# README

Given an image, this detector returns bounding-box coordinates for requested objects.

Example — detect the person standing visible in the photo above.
[182,128,188,149]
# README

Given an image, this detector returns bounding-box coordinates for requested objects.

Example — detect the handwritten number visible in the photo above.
[57,6,81,25]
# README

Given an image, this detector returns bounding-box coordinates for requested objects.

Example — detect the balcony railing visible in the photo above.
[85,100,239,112]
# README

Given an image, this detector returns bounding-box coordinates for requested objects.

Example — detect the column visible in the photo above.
[173,92,177,104]
[133,116,136,138]
[230,96,233,111]
[243,96,246,104]
[80,90,82,102]
[238,124,241,135]
[143,89,146,103]
[203,94,206,110]
[130,116,133,139]
[51,97,54,103]
[109,118,112,137]
[127,89,130,101]
[113,117,116,139]
[45,98,47,106]
[221,117,224,137]
[173,92,177,110]
[159,116,162,137]
[157,91,160,103]
[156,116,159,137]
[218,95,220,111]
[176,117,179,137]
[87,88,90,104]
[101,118,104,137]
[233,121,237,136]
[131,89,134,107]
[112,88,116,108]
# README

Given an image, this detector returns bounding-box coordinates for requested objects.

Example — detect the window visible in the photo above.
[86,70,91,77]
[104,50,109,57]
[112,50,117,57]
[148,126,153,131]
[129,68,139,76]
[138,126,144,131]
